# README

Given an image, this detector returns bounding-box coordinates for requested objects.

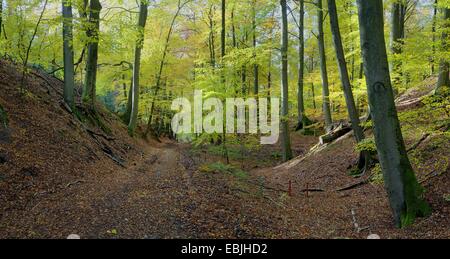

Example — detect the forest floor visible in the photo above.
[0,60,449,239]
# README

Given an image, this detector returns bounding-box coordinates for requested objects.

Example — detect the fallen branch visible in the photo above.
[407,133,431,153]
[66,180,86,188]
[86,128,115,141]
[336,173,374,192]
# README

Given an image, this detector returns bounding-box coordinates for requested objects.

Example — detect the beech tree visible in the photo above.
[436,7,450,94]
[327,0,368,172]
[316,0,333,132]
[0,1,3,40]
[390,0,407,90]
[62,0,75,108]
[280,0,293,161]
[83,0,102,109]
[295,0,311,131]
[357,0,430,227]
[128,0,149,136]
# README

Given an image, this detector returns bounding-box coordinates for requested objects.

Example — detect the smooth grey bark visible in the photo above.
[390,0,406,92]
[357,0,430,228]
[123,76,134,123]
[280,0,293,161]
[328,0,369,172]
[83,0,102,109]
[221,0,226,59]
[62,0,75,108]
[436,7,450,94]
[252,0,259,95]
[431,0,438,74]
[390,1,406,55]
[316,0,333,132]
[221,0,229,164]
[128,1,148,136]
[296,0,311,131]
[208,5,216,68]
[0,1,3,40]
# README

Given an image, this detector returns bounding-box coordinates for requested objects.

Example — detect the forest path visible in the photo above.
[65,140,201,239]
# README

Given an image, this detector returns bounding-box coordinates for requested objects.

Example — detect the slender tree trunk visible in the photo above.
[221,0,226,59]
[0,1,3,40]
[390,0,406,93]
[221,0,230,164]
[20,0,48,93]
[311,82,316,110]
[208,5,216,68]
[296,0,311,131]
[252,0,259,96]
[128,1,148,136]
[280,0,293,161]
[431,0,438,74]
[123,76,133,123]
[62,0,75,108]
[357,0,430,228]
[328,0,369,172]
[231,7,237,49]
[436,8,450,94]
[317,0,333,132]
[83,0,102,109]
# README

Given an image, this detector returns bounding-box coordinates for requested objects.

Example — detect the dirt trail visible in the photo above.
[1,60,448,239]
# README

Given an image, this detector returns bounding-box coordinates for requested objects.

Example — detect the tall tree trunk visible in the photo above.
[123,76,133,122]
[221,0,226,59]
[317,0,333,132]
[221,0,229,164]
[252,0,259,96]
[83,0,102,109]
[436,7,450,94]
[357,0,430,228]
[390,0,406,93]
[231,7,237,49]
[62,0,75,108]
[128,1,148,136]
[208,5,216,68]
[280,0,293,161]
[0,1,3,40]
[296,0,311,131]
[328,0,369,172]
[431,0,438,74]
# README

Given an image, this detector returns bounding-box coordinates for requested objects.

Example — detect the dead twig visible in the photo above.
[66,180,86,188]
[351,209,370,233]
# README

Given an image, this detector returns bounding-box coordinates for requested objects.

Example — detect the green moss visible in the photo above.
[399,162,431,228]
[355,138,377,154]
[200,162,249,180]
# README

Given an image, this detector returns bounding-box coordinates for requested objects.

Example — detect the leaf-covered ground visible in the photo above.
[0,60,448,239]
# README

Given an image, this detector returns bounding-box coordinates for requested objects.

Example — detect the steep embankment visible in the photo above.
[251,77,449,238]
[0,60,448,239]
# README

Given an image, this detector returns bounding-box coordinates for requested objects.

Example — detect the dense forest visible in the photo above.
[0,0,449,239]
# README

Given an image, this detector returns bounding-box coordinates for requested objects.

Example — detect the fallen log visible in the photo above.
[319,124,352,145]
